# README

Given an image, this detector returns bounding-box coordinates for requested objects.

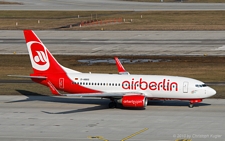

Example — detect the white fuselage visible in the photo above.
[66,73,216,99]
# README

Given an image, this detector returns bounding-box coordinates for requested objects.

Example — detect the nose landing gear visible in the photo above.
[189,103,194,108]
[189,99,202,108]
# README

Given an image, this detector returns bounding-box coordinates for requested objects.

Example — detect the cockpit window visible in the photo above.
[202,84,207,87]
[195,84,207,88]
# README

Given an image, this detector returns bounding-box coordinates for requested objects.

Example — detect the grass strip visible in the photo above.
[0,11,225,30]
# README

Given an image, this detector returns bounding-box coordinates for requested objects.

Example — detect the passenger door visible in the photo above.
[59,78,64,90]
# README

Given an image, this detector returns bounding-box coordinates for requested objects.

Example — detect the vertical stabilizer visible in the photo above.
[24,30,65,75]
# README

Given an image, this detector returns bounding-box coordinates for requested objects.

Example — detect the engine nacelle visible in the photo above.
[117,95,147,108]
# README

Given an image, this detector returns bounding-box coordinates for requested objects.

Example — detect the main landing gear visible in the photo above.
[108,101,117,108]
[108,98,117,108]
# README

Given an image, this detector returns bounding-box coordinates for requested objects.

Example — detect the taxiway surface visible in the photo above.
[1,30,225,56]
[1,0,225,11]
[0,95,224,141]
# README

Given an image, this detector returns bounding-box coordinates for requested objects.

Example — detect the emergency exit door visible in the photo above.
[183,81,188,93]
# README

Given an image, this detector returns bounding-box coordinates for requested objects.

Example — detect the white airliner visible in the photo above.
[12,30,216,109]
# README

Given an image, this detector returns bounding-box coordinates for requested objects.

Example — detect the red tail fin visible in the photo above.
[24,30,65,75]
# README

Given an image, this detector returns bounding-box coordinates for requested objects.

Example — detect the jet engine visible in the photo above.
[117,95,148,108]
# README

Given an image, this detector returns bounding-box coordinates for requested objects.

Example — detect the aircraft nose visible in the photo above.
[208,87,216,97]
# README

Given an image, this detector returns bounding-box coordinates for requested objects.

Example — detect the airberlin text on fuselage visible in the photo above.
[122,78,178,91]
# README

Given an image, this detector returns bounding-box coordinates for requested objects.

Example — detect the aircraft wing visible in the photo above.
[62,92,144,98]
[62,92,148,108]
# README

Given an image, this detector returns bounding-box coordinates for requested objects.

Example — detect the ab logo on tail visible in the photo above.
[27,41,50,71]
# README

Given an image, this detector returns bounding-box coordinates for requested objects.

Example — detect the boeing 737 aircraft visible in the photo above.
[11,30,216,109]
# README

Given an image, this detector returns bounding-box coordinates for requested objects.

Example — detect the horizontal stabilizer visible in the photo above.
[8,75,47,79]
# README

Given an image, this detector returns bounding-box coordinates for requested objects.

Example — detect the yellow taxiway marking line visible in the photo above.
[175,139,192,141]
[121,128,148,141]
[88,136,108,141]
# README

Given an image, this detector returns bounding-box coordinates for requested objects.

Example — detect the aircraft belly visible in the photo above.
[150,91,201,99]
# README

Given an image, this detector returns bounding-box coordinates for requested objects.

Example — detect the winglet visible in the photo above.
[114,57,130,75]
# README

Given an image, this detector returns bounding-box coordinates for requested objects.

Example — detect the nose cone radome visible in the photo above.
[208,87,216,98]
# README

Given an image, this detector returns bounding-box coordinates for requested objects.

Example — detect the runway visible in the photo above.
[0,95,224,141]
[1,0,225,11]
[1,30,225,56]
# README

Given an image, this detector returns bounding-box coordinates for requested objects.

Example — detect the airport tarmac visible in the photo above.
[0,95,224,141]
[0,30,225,56]
[1,0,225,11]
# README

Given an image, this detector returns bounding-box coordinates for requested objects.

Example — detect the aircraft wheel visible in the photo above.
[108,102,117,108]
[189,103,194,108]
